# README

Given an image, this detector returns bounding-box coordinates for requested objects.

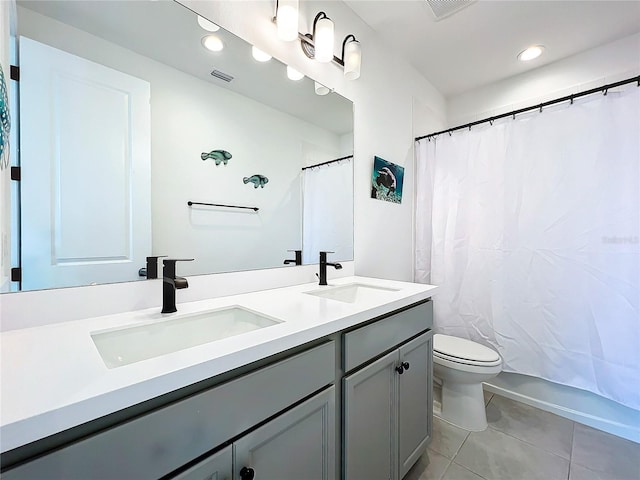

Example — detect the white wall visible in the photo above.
[17,6,349,277]
[179,0,447,281]
[447,33,640,127]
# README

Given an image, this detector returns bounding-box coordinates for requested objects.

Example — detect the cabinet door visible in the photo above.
[343,350,399,480]
[173,445,232,480]
[397,331,433,479]
[233,386,335,480]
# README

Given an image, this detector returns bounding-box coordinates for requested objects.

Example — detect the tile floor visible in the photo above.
[405,391,640,480]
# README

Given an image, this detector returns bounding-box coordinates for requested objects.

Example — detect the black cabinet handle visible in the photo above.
[240,466,255,480]
[402,361,410,370]
[395,365,404,374]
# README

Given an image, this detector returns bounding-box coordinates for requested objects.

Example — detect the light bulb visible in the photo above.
[277,0,299,42]
[343,39,361,80]
[197,15,220,32]
[518,45,544,62]
[201,35,224,52]
[286,66,304,81]
[252,46,272,62]
[314,16,334,63]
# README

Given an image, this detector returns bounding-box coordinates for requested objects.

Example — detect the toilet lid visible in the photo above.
[433,334,501,363]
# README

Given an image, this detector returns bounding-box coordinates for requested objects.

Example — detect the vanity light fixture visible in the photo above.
[197,15,220,32]
[298,17,361,79]
[518,45,544,62]
[311,12,334,63]
[341,35,361,80]
[275,0,299,42]
[201,34,224,52]
[314,81,330,96]
[252,46,272,62]
[286,66,304,81]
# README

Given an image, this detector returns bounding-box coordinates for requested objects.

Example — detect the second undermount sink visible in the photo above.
[91,307,281,369]
[304,283,400,304]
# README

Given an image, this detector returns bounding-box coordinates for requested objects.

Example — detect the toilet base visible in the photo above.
[440,381,488,432]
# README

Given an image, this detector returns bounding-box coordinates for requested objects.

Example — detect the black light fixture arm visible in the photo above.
[312,11,329,40]
[341,34,357,62]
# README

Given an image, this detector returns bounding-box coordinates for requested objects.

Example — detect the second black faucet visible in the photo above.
[318,251,342,286]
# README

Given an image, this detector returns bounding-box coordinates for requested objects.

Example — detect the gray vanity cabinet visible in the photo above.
[342,301,434,480]
[343,350,398,480]
[233,386,335,480]
[397,333,433,479]
[173,445,232,480]
[174,387,335,480]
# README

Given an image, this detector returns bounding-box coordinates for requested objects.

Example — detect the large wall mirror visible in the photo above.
[8,0,354,292]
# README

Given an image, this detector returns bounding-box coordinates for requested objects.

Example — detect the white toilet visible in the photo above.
[433,334,502,431]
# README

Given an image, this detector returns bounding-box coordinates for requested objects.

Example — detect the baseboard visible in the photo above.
[483,372,640,444]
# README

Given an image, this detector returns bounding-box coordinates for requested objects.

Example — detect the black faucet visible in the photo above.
[318,251,342,286]
[139,255,167,279]
[162,258,194,313]
[284,250,302,266]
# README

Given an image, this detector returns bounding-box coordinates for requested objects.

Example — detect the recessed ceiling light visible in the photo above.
[518,45,544,62]
[251,46,272,62]
[286,66,304,81]
[202,35,224,52]
[197,15,220,32]
[314,81,330,95]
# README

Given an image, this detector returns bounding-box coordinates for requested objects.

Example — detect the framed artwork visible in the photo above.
[371,156,404,203]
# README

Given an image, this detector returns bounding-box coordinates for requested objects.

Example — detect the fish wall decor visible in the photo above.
[201,150,232,165]
[0,65,11,170]
[243,174,269,188]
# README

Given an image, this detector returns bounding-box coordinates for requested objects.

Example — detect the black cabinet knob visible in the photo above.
[240,466,255,480]
[402,361,410,370]
[395,365,404,374]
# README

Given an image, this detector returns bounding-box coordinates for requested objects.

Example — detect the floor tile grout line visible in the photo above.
[485,423,572,462]
[567,421,576,480]
[451,460,491,480]
[436,458,453,480]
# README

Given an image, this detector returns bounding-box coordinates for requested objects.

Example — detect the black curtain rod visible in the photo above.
[415,75,640,142]
[302,155,353,171]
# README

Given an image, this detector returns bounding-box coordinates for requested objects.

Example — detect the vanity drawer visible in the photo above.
[343,300,433,372]
[4,341,335,480]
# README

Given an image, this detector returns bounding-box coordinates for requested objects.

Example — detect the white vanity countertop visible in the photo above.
[0,276,437,453]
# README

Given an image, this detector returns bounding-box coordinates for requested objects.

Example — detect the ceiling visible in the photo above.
[343,0,640,98]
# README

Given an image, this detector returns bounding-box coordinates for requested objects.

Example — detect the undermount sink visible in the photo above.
[304,283,400,304]
[91,307,281,369]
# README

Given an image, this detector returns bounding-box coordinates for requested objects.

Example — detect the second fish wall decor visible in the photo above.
[243,174,269,188]
[201,149,232,165]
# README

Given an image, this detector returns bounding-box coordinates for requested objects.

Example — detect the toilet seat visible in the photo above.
[434,334,502,367]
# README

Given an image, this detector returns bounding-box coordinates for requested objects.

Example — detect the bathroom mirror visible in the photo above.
[9,0,353,292]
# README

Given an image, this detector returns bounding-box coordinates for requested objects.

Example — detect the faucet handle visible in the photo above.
[144,255,167,279]
[162,258,194,278]
[286,249,302,265]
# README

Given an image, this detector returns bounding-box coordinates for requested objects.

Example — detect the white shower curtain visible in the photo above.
[302,159,353,264]
[415,88,640,410]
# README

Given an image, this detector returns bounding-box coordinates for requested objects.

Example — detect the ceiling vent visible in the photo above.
[425,0,476,21]
[210,69,234,82]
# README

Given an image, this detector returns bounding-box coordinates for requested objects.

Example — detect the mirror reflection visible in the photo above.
[10,0,353,292]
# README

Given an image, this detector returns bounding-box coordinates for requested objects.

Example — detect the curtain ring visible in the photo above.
[448,131,452,137]
[468,125,471,131]
[570,96,574,105]
[539,104,543,113]
[512,113,515,120]
[603,88,608,96]
[489,119,494,126]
